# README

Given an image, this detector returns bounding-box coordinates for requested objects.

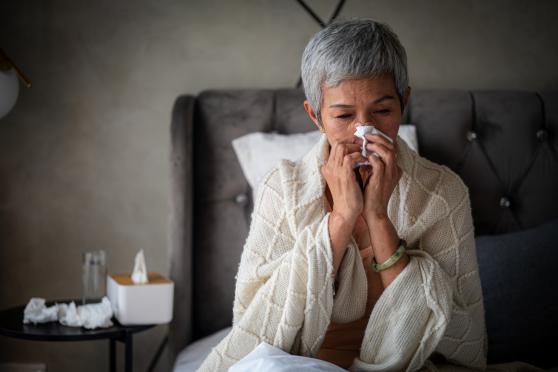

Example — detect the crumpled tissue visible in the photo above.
[23,298,59,324]
[58,297,113,329]
[23,297,113,329]
[131,249,148,284]
[353,125,394,167]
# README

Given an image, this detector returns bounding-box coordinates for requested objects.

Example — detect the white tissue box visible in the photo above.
[107,272,174,325]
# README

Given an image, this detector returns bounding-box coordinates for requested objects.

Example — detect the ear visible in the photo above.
[303,100,323,132]
[402,86,411,110]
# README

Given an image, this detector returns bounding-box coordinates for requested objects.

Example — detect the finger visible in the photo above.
[339,143,362,154]
[368,142,398,182]
[327,142,335,166]
[332,142,343,168]
[343,152,367,169]
[364,136,395,155]
[330,142,364,168]
[368,152,385,185]
[342,155,361,188]
[337,143,362,169]
[364,133,395,151]
[366,142,395,164]
[364,132,395,143]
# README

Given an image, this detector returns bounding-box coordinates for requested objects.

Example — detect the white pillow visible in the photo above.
[232,125,419,193]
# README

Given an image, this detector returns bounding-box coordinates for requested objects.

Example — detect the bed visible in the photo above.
[168,89,558,371]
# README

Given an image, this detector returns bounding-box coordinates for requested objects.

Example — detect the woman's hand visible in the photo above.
[321,141,364,224]
[322,140,366,275]
[362,134,402,223]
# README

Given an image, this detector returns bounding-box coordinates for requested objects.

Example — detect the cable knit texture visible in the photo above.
[198,134,487,372]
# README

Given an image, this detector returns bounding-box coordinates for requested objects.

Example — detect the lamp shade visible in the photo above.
[0,68,19,119]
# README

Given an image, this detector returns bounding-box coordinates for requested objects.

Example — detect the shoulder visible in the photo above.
[410,153,470,213]
[253,159,297,207]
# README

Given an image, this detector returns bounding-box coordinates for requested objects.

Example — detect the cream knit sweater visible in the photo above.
[198,134,487,372]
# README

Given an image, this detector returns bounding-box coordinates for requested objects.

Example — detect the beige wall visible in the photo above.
[0,0,557,371]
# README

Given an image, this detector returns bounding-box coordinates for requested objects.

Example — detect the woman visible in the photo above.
[199,19,486,371]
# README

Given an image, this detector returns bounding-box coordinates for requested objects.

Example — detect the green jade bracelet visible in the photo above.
[371,239,407,272]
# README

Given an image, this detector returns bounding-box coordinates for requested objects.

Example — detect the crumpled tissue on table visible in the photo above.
[23,297,113,329]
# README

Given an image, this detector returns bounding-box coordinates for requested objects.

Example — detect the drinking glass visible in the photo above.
[82,250,107,304]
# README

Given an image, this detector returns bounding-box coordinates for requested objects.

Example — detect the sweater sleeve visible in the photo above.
[352,170,487,372]
[197,167,337,372]
[428,175,487,370]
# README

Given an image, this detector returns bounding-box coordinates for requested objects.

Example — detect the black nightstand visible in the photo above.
[0,299,157,372]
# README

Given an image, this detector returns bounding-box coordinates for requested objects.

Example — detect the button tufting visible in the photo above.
[499,196,511,208]
[536,129,548,141]
[235,193,248,205]
[466,131,477,142]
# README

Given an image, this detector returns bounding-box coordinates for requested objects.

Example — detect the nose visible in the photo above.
[357,110,377,125]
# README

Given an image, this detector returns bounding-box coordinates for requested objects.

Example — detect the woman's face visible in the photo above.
[305,74,410,146]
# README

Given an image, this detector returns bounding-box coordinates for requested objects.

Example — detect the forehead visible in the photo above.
[323,75,397,106]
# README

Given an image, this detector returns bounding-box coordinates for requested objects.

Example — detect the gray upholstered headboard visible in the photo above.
[168,89,558,355]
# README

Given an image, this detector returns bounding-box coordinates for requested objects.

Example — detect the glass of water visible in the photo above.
[82,250,107,304]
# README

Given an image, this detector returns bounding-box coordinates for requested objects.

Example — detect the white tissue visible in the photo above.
[58,297,113,329]
[353,125,394,167]
[131,249,149,284]
[354,125,378,138]
[22,297,113,329]
[23,298,59,324]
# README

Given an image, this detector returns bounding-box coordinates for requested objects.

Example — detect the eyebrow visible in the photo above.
[328,95,395,108]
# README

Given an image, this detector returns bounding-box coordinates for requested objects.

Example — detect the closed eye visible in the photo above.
[335,109,389,119]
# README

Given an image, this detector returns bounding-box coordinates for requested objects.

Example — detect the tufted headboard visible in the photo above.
[168,89,558,356]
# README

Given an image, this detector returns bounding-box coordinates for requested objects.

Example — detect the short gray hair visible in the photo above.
[301,19,408,123]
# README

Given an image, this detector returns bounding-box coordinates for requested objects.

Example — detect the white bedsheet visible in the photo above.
[229,342,346,372]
